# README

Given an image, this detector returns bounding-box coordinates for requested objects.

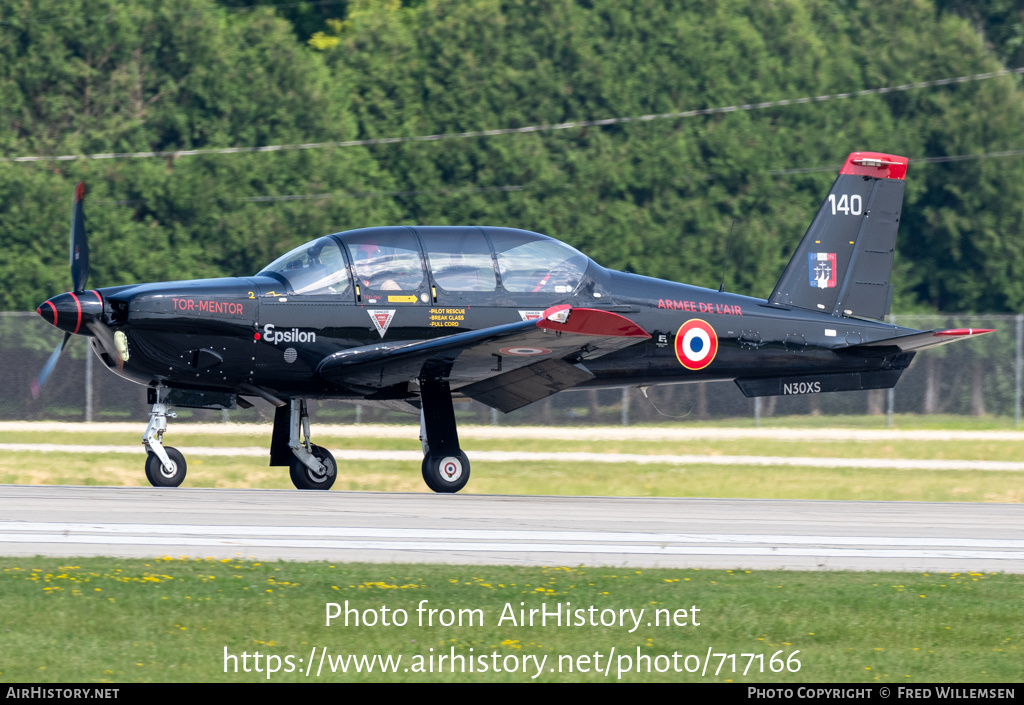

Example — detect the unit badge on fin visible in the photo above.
[808,252,836,289]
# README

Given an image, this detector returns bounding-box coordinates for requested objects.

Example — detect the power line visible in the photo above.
[89,146,1024,205]
[3,67,1022,164]
[245,184,523,202]
[88,149,1024,205]
[771,149,1024,175]
[0,1,347,27]
[93,184,525,206]
[914,150,1024,165]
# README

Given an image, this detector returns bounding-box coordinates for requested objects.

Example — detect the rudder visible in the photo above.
[769,152,908,320]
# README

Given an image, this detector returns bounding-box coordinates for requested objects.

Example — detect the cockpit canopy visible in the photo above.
[258,226,592,298]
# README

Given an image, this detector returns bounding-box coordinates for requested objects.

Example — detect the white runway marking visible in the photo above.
[2,521,1021,563]
[6,521,1024,548]
[1,443,1021,471]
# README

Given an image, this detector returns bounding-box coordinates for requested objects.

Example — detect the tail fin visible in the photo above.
[769,152,908,320]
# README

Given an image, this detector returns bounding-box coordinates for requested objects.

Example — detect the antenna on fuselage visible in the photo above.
[718,219,737,293]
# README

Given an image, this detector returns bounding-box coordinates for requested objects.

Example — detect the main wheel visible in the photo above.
[145,447,187,487]
[289,444,337,490]
[421,452,470,493]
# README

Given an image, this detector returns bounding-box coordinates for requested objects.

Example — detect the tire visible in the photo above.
[289,444,337,490]
[421,452,470,493]
[145,447,187,487]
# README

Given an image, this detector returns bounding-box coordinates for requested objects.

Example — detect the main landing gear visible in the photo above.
[268,398,338,490]
[285,399,337,490]
[418,374,471,493]
[270,388,468,493]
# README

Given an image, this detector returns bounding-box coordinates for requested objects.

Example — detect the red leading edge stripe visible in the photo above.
[934,328,996,336]
[537,307,650,338]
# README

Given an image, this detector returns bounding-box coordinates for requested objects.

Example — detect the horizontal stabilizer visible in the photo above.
[839,328,995,356]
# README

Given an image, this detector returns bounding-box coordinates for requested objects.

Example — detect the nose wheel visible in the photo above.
[142,394,188,487]
[145,446,187,487]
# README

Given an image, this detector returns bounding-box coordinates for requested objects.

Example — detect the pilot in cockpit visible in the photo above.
[354,243,401,290]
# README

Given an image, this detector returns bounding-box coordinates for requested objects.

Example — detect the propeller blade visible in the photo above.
[70,182,89,292]
[31,332,72,399]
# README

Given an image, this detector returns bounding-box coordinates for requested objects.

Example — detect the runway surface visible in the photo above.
[1,485,1022,572]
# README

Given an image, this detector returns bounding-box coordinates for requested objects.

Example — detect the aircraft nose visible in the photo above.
[37,291,103,335]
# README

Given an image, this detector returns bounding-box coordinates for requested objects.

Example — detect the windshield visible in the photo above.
[258,237,352,296]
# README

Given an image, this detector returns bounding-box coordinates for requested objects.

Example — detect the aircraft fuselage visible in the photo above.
[77,263,912,404]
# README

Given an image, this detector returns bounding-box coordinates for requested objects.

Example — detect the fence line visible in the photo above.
[3,312,1019,427]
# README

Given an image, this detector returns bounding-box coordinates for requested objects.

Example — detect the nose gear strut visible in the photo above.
[142,387,187,487]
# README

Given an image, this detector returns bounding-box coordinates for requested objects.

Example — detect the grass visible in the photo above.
[0,557,1018,683]
[5,453,1023,501]
[2,419,1019,683]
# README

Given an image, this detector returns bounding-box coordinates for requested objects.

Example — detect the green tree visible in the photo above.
[3,0,1024,317]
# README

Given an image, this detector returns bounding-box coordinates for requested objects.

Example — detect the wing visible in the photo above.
[317,305,650,412]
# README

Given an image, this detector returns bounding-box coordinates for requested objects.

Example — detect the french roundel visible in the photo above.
[498,346,551,356]
[674,319,718,370]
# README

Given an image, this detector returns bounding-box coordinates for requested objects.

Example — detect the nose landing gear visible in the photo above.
[143,394,187,487]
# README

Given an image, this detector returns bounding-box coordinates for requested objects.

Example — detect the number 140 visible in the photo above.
[828,193,862,215]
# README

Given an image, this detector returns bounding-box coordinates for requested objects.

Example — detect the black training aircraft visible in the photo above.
[34,152,992,492]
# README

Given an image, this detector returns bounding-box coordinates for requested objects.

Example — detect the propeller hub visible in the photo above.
[37,290,104,335]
